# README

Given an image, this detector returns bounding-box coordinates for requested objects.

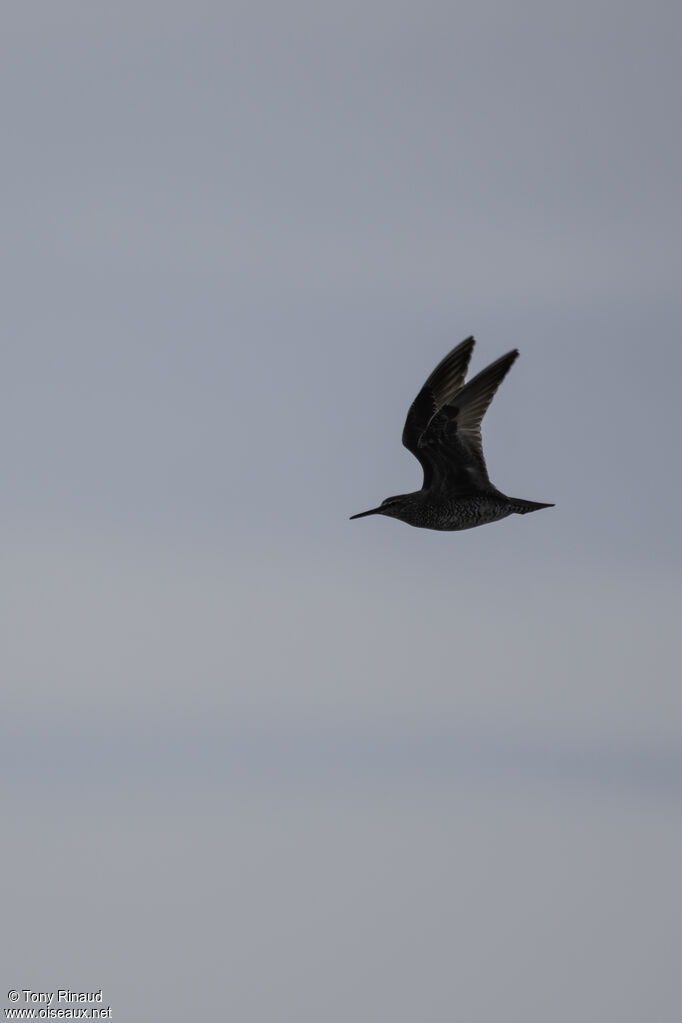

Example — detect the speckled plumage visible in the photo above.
[351,336,553,532]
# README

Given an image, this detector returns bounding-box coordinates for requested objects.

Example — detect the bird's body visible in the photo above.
[372,490,549,531]
[351,336,553,531]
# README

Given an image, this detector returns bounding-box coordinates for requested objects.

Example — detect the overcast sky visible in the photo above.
[3,2,681,1021]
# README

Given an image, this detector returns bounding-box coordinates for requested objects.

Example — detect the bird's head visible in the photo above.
[350,495,410,521]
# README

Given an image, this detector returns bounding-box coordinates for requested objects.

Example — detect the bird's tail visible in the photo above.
[509,498,554,515]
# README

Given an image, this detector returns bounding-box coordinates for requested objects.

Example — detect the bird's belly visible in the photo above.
[418,498,513,531]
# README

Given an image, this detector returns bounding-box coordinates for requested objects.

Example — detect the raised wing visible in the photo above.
[403,340,519,493]
[402,337,475,476]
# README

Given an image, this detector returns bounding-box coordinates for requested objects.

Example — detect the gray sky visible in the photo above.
[3,2,681,1020]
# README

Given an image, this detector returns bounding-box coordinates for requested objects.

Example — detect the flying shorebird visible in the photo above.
[350,336,553,531]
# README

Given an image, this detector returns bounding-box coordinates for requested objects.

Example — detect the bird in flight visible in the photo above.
[351,336,553,531]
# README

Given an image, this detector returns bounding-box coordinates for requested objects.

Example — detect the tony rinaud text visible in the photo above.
[19,992,104,1006]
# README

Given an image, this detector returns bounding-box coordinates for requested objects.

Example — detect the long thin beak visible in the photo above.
[350,506,383,519]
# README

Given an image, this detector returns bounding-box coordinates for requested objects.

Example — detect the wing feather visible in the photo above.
[402,341,519,494]
[402,337,475,488]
